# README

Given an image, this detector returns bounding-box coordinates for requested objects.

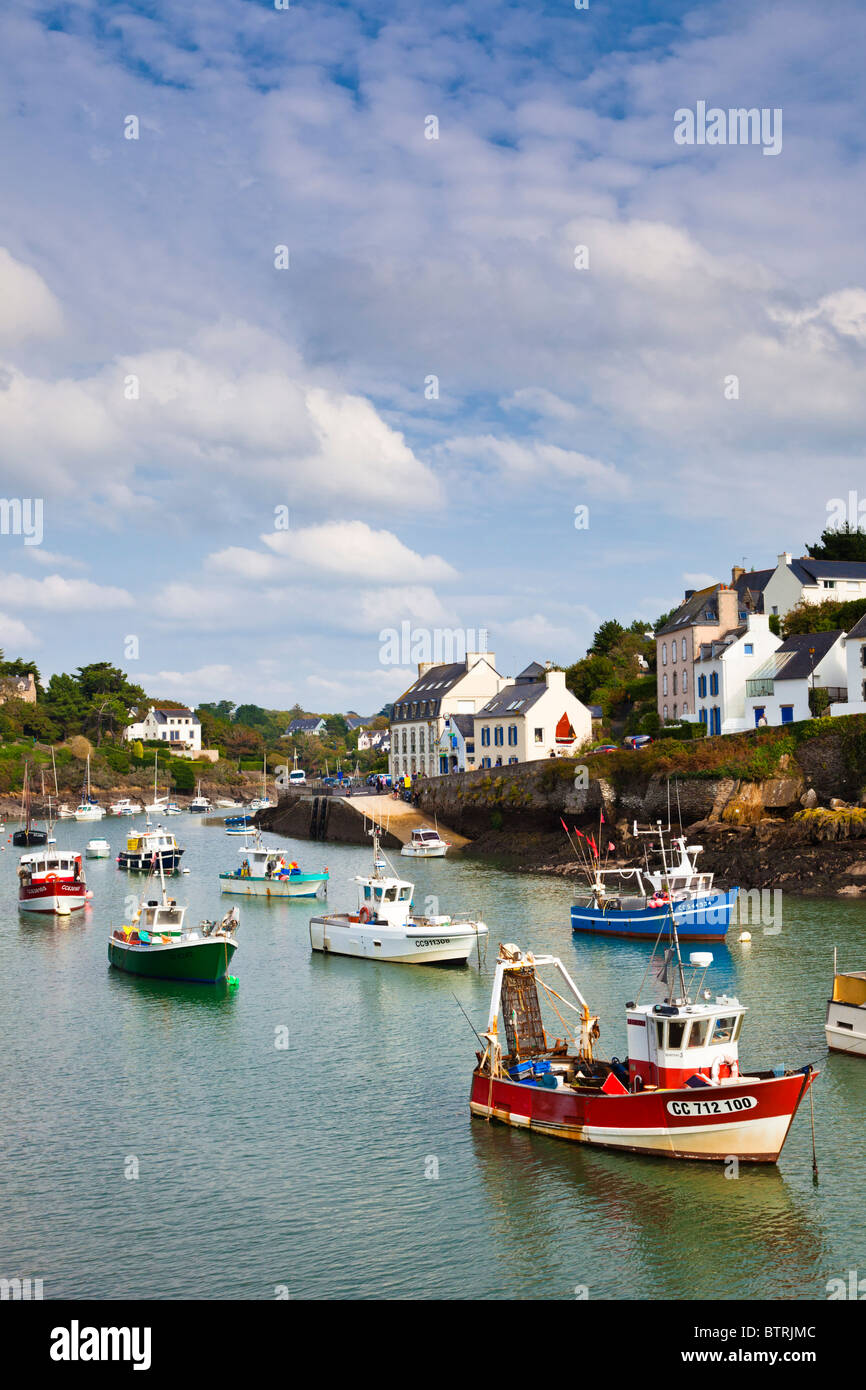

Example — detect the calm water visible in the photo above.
[2,815,865,1300]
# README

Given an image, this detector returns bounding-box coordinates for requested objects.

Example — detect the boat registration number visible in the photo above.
[667,1095,758,1116]
[414,938,451,947]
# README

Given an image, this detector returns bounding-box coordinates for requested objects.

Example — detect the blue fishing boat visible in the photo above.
[570,831,737,943]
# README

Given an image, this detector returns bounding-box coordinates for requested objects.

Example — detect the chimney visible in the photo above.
[417,662,436,676]
[778,551,792,566]
[684,589,696,601]
[545,668,566,691]
[732,565,745,584]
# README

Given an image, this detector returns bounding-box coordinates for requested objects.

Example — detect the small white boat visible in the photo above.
[74,754,105,820]
[247,797,274,811]
[110,797,142,816]
[189,782,212,814]
[216,798,245,810]
[310,830,486,965]
[164,802,182,815]
[86,838,111,859]
[826,949,866,1056]
[400,826,449,858]
[57,803,75,819]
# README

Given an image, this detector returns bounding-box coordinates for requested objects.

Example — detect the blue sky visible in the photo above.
[1,0,865,712]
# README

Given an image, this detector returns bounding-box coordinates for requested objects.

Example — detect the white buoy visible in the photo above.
[738,931,752,943]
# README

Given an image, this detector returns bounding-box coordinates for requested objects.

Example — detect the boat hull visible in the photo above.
[400,845,448,858]
[220,872,328,899]
[108,937,237,983]
[12,830,48,847]
[825,999,866,1055]
[19,880,87,912]
[117,849,184,872]
[310,914,484,964]
[571,888,738,942]
[469,1066,815,1162]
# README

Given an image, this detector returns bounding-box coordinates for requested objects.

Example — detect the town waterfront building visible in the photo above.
[389,652,502,779]
[763,553,866,620]
[694,614,780,734]
[473,663,592,767]
[655,584,741,722]
[743,631,847,727]
[831,613,866,717]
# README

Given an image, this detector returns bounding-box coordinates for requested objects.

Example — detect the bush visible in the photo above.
[169,760,195,793]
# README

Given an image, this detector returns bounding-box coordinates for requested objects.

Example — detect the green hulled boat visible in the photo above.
[108,889,239,984]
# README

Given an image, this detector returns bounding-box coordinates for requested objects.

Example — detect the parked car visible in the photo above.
[320,776,339,786]
[288,769,306,786]
[591,744,619,754]
[622,734,653,750]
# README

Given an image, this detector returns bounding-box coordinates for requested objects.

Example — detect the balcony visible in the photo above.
[746,678,775,697]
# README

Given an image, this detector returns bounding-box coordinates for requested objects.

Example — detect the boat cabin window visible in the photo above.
[655,1020,666,1047]
[374,887,384,901]
[667,1020,687,1050]
[711,1016,739,1044]
[687,1019,708,1048]
[398,887,411,901]
[363,886,372,901]
[384,887,397,901]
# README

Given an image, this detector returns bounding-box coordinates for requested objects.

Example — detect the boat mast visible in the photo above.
[657,823,686,1001]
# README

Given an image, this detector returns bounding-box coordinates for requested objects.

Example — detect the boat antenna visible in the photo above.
[451,991,485,1049]
[675,779,683,834]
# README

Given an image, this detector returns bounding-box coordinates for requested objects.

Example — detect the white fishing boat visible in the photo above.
[86,838,112,859]
[57,803,75,819]
[164,802,182,815]
[825,949,866,1056]
[400,825,450,858]
[216,797,245,810]
[74,755,105,821]
[109,797,142,816]
[310,829,486,965]
[220,834,328,899]
[118,824,184,872]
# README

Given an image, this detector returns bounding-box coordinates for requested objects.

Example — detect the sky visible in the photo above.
[1,0,865,714]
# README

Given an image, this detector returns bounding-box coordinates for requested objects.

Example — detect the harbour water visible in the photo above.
[2,816,864,1300]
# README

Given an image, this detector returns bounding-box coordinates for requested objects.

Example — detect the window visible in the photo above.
[494,726,504,746]
[682,702,688,715]
[687,1019,708,1048]
[699,708,707,725]
[780,705,794,724]
[710,707,721,735]
[508,756,518,764]
[662,674,668,696]
[534,727,543,744]
[861,644,866,669]
[744,643,753,655]
[663,705,668,718]
[667,1020,687,1050]
[771,605,778,616]
[711,1016,737,1044]
[655,1020,666,1048]
[673,703,678,718]
[672,672,677,695]
[481,726,490,746]
[822,580,836,589]
[709,672,719,696]
[682,638,687,661]
[682,670,688,693]
[662,643,667,665]
[698,674,707,698]
[508,725,517,746]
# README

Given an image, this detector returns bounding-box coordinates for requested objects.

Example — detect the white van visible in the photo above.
[288,769,306,786]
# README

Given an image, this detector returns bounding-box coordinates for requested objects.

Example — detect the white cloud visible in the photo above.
[0,610,39,648]
[0,248,63,347]
[0,572,132,610]
[439,435,629,495]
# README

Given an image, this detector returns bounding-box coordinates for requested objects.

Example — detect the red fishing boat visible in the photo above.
[470,942,817,1163]
[18,850,88,914]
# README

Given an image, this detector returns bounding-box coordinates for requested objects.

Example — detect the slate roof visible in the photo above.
[734,569,774,613]
[477,680,547,717]
[286,717,326,733]
[150,706,199,722]
[847,613,866,640]
[751,630,844,682]
[656,586,721,635]
[515,661,546,682]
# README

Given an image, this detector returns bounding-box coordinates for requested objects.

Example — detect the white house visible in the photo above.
[743,631,847,727]
[390,651,503,779]
[473,663,592,766]
[125,706,202,751]
[357,728,391,753]
[693,614,781,735]
[831,613,866,716]
[763,553,866,620]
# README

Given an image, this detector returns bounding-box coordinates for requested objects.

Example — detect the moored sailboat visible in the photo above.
[12,765,48,846]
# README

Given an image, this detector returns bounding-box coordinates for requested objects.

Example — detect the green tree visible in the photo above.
[782,596,866,637]
[806,521,866,561]
[590,619,625,657]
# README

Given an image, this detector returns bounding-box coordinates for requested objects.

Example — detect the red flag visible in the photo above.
[573,827,584,839]
[600,811,605,824]
[608,841,615,852]
[588,834,599,858]
[560,817,569,833]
